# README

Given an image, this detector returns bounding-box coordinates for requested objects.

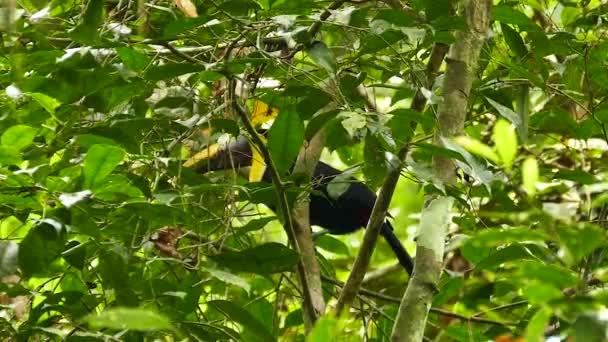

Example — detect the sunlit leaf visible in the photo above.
[1,125,37,151]
[87,308,173,331]
[522,157,538,197]
[493,119,518,170]
[525,308,551,342]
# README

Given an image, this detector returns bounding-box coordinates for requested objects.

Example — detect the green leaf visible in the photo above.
[516,261,580,288]
[525,308,551,342]
[493,5,538,30]
[493,119,518,171]
[571,314,608,342]
[309,315,340,342]
[464,228,550,248]
[516,84,530,143]
[30,92,61,115]
[307,41,337,74]
[116,47,151,72]
[208,300,275,342]
[62,240,88,269]
[453,136,499,163]
[501,23,528,59]
[1,125,37,151]
[339,111,367,137]
[237,217,276,233]
[326,169,357,201]
[0,146,22,166]
[208,243,299,274]
[19,220,66,278]
[145,63,206,81]
[316,235,350,256]
[87,307,173,331]
[121,203,187,227]
[373,9,416,27]
[0,241,18,277]
[476,244,536,270]
[268,110,304,175]
[205,268,251,293]
[557,225,605,265]
[70,0,105,44]
[83,144,126,189]
[522,157,538,197]
[486,97,521,127]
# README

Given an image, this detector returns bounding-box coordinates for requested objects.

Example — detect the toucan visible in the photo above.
[188,134,414,275]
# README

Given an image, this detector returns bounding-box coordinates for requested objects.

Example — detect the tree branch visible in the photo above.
[228,80,319,328]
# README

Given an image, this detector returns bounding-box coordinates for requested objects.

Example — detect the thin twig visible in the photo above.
[322,275,516,326]
[228,81,319,325]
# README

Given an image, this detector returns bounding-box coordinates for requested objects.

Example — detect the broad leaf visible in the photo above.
[268,110,304,175]
[1,125,37,151]
[208,243,299,274]
[83,144,126,189]
[87,307,173,331]
[307,41,337,74]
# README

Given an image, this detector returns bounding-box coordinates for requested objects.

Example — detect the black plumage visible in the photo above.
[200,135,414,275]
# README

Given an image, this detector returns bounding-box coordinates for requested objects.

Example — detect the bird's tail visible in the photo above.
[380,221,414,276]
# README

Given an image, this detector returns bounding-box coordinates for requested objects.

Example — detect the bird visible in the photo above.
[190,134,414,275]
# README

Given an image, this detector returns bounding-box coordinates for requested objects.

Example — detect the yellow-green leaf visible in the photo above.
[493,119,518,170]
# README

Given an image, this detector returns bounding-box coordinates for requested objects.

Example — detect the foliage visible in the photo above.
[0,0,607,341]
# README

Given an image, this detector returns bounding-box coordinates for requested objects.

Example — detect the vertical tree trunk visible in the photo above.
[391,1,492,341]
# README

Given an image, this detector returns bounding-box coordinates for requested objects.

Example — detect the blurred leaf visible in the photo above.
[1,125,37,151]
[209,300,275,342]
[525,308,551,342]
[19,220,66,278]
[87,307,173,331]
[309,315,340,342]
[486,97,521,127]
[571,314,608,342]
[453,136,499,163]
[268,110,304,175]
[83,144,126,189]
[464,228,550,248]
[205,268,251,293]
[516,84,530,143]
[516,261,580,288]
[557,225,605,265]
[30,92,61,116]
[476,243,537,270]
[316,235,350,256]
[145,63,206,81]
[62,240,88,269]
[116,47,151,72]
[208,243,299,274]
[493,5,538,30]
[0,146,22,166]
[237,217,276,233]
[493,119,518,171]
[70,0,104,44]
[501,23,527,59]
[307,41,337,74]
[522,157,538,197]
[0,241,18,277]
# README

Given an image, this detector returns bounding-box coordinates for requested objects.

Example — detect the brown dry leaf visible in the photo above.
[174,0,198,17]
[151,226,183,259]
